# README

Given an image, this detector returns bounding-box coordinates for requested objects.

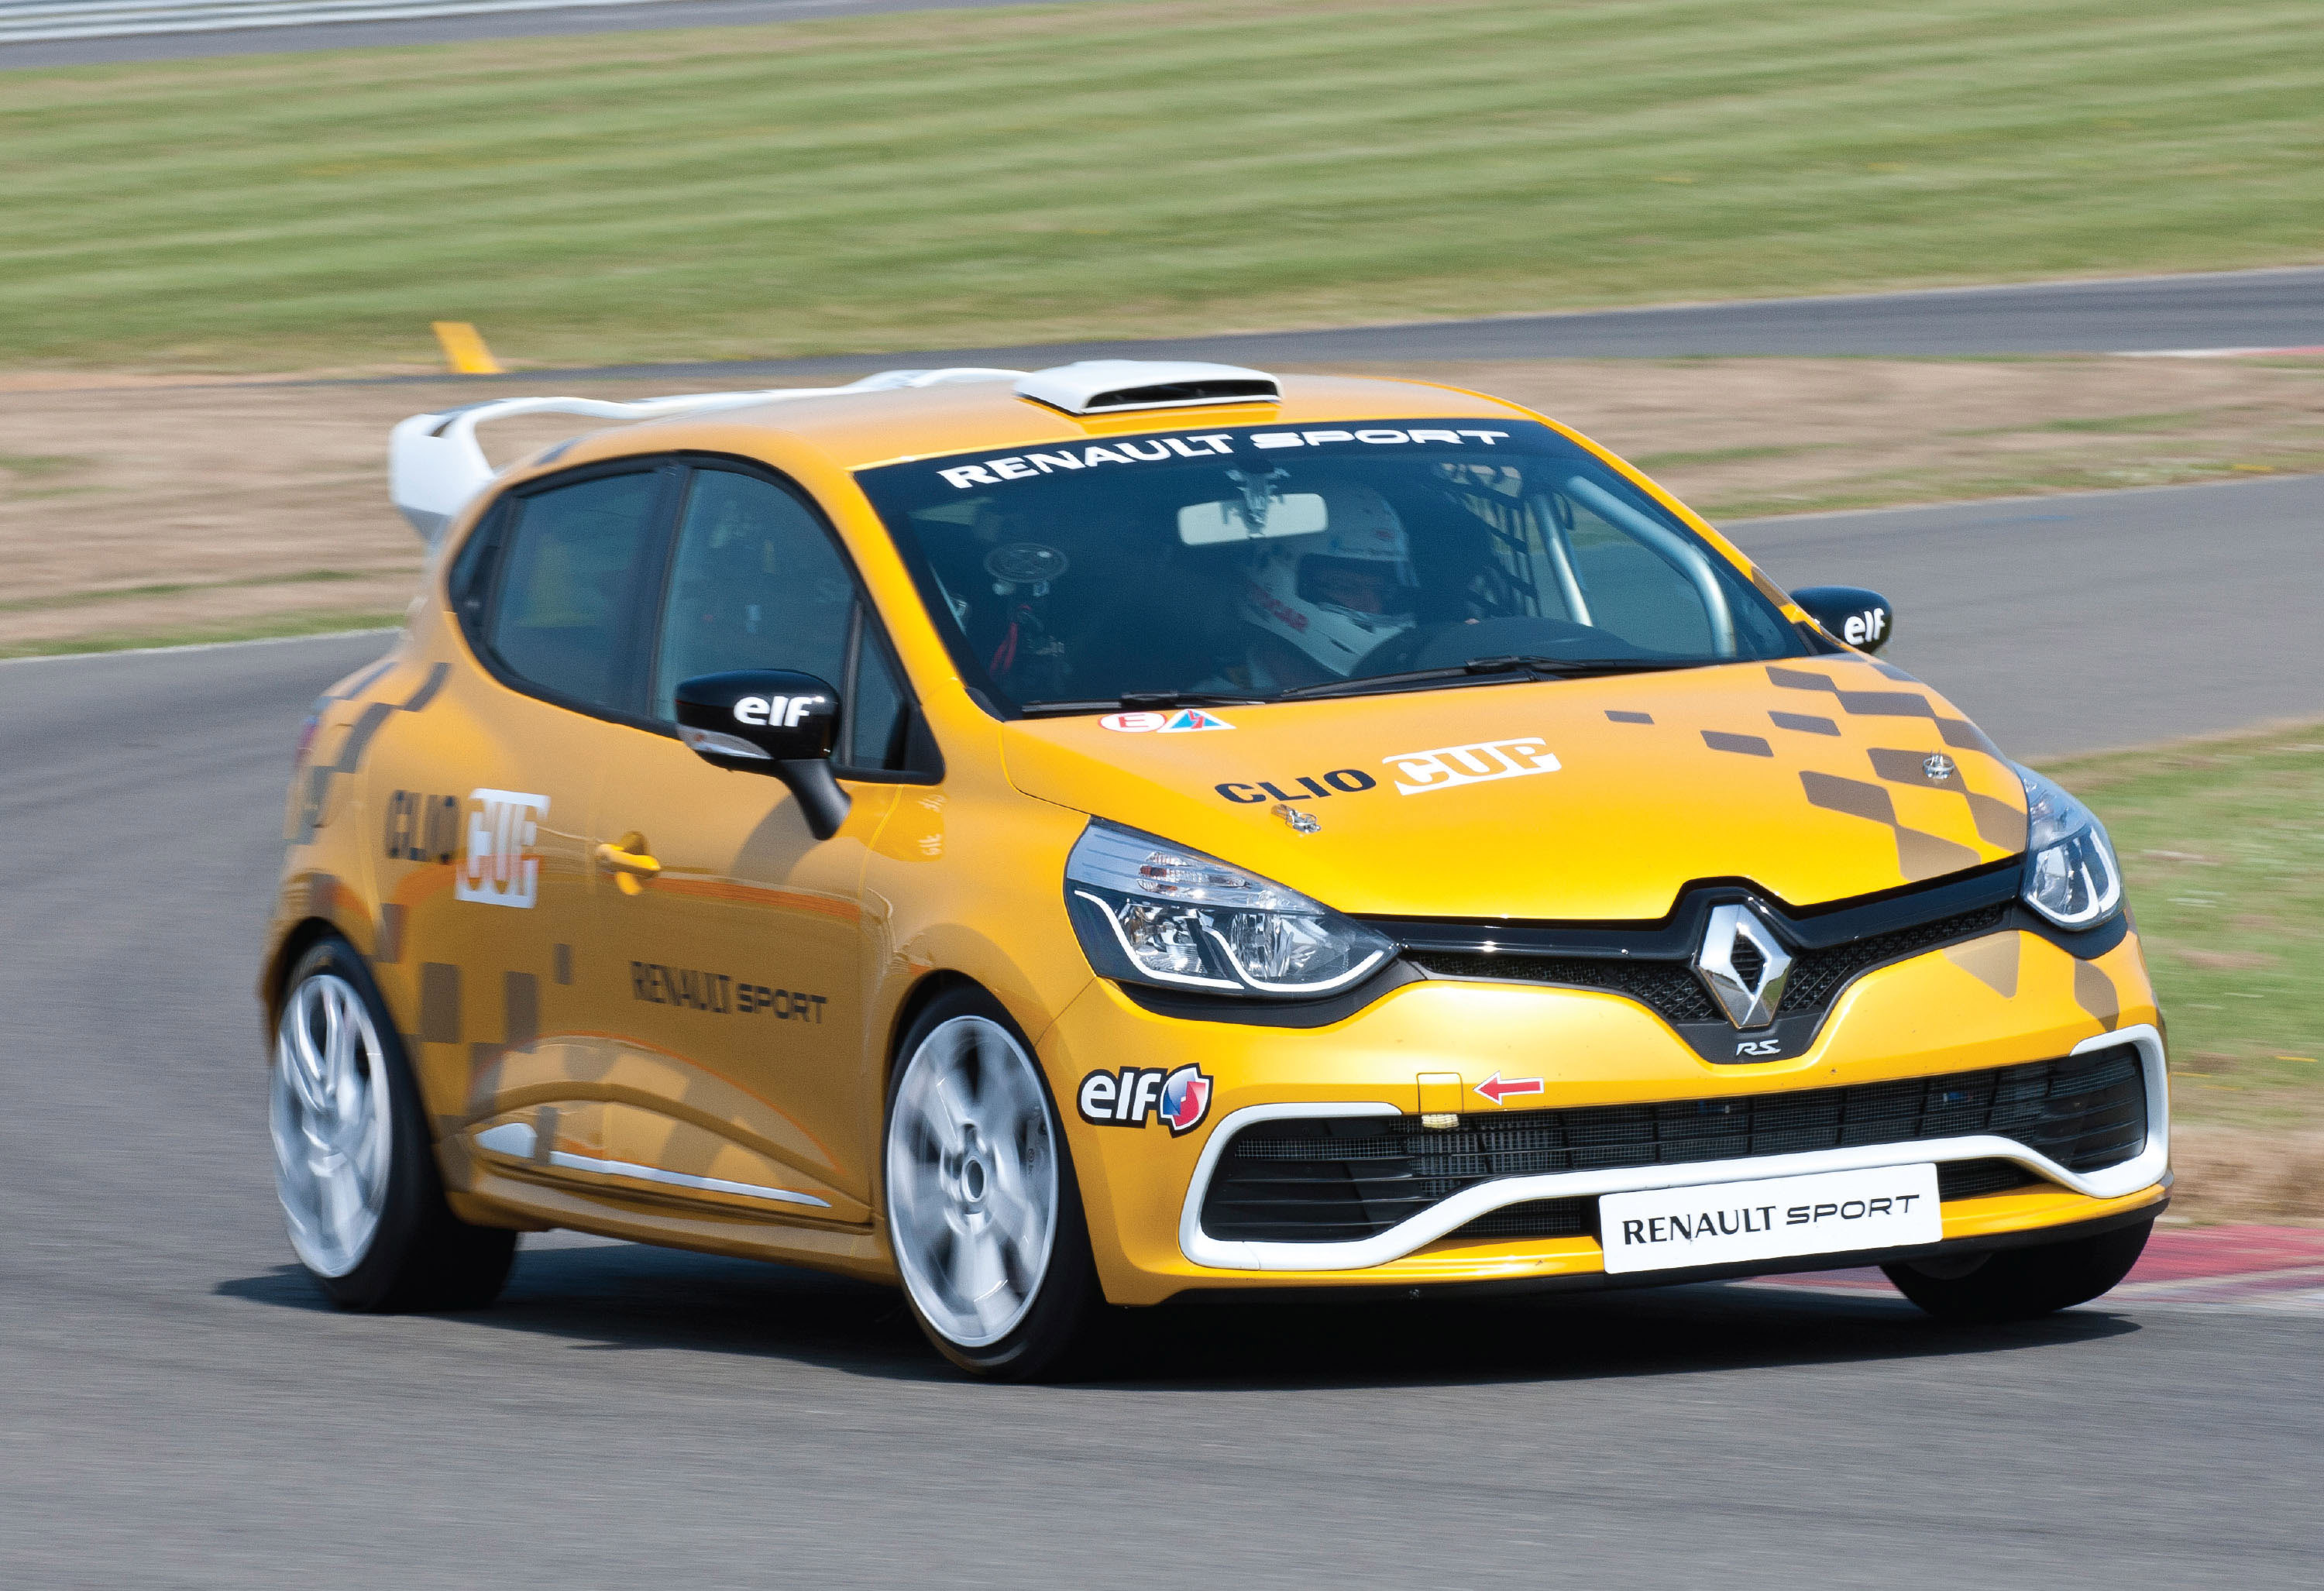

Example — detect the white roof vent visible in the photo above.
[1014,359,1279,416]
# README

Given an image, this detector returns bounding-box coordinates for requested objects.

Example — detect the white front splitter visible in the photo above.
[1177,1026,2167,1273]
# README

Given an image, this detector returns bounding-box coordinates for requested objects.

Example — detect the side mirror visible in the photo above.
[1789,586,1894,655]
[672,671,852,840]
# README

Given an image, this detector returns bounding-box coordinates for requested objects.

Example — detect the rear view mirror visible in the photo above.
[1177,493,1329,545]
[673,671,851,840]
[1790,586,1894,655]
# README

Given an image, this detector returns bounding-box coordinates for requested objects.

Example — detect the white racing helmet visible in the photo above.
[1242,486,1418,677]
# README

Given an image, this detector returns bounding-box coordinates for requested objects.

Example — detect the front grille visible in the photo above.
[1778,904,2009,1013]
[1199,1046,2144,1243]
[1412,953,1720,1022]
[1404,903,2009,1027]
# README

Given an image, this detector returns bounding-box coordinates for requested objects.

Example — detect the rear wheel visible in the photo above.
[1882,1218,2152,1324]
[883,989,1102,1380]
[270,938,515,1311]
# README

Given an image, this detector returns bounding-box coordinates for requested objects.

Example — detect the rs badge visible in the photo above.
[1077,1064,1213,1135]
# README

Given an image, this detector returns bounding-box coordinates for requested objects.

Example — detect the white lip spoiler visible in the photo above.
[387,366,1025,545]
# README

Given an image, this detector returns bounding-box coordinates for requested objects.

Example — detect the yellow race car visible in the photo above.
[263,360,2164,1378]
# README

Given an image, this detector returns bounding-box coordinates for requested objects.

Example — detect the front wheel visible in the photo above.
[270,938,516,1311]
[1882,1218,2152,1324]
[883,990,1102,1380]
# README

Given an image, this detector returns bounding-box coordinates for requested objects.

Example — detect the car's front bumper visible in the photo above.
[1039,927,2165,1306]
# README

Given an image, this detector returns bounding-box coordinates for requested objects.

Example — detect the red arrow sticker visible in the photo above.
[1473,1072,1544,1105]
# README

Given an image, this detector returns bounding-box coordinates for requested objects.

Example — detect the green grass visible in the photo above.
[2041,724,2324,1125]
[1701,456,2306,520]
[0,569,386,617]
[0,452,91,477]
[1631,444,1824,469]
[0,610,402,660]
[1948,411,2216,438]
[1,0,2320,371]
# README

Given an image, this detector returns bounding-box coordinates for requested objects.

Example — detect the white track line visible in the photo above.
[2114,345,2324,359]
[0,0,822,44]
[0,627,397,668]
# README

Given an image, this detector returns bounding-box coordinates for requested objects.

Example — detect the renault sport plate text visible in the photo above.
[1600,1163,1942,1274]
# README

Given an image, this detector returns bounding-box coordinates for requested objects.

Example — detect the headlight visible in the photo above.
[2016,766,2123,929]
[1064,820,1394,998]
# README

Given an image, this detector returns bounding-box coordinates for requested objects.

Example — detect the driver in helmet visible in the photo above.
[1229,485,1421,691]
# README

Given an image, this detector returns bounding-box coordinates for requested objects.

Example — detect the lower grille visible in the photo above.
[1937,1157,2041,1200]
[1450,1198,1595,1241]
[1199,1046,2144,1244]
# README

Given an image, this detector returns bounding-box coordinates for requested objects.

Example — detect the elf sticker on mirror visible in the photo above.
[732,695,820,727]
[456,789,548,909]
[1100,709,1234,734]
[1383,737,1559,795]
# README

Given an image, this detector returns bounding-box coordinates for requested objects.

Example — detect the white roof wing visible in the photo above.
[388,366,1023,545]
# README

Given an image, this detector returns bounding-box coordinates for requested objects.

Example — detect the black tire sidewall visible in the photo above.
[1883,1218,2154,1324]
[882,987,1102,1380]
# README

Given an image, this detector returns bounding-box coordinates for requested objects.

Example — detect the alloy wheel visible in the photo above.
[885,1015,1061,1347]
[270,971,393,1277]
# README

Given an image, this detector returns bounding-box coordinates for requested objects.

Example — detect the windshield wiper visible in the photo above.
[1017,689,1269,717]
[1274,655,1706,702]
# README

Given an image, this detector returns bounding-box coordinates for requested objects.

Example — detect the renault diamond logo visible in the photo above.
[1695,902,1793,1029]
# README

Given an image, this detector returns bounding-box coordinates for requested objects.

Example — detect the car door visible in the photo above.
[584,461,919,1225]
[409,462,678,1187]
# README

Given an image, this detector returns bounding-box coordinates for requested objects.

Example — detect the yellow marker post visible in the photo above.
[431,321,504,375]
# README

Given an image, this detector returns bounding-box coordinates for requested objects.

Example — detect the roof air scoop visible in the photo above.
[1014,360,1280,416]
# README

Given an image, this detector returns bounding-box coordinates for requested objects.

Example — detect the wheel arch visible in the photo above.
[881,969,986,1094]
[262,916,347,1027]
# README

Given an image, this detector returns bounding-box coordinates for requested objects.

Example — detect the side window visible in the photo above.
[845,621,911,769]
[447,500,507,631]
[486,471,666,713]
[652,469,855,720]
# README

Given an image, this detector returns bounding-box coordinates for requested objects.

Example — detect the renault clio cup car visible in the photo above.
[263,359,2164,1378]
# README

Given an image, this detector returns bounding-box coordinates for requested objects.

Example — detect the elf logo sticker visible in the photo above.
[455,789,548,909]
[1099,709,1235,734]
[732,695,820,727]
[1076,1064,1213,1135]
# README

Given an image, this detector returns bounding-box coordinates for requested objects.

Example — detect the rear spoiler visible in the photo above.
[387,366,1024,545]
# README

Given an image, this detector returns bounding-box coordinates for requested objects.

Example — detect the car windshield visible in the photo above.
[854,418,1808,714]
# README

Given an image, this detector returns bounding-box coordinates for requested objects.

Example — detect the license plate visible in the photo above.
[1599,1163,1942,1275]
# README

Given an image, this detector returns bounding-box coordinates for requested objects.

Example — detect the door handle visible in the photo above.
[596,833,661,895]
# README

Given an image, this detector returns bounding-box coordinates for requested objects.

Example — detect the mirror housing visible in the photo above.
[1790,586,1894,655]
[672,671,852,840]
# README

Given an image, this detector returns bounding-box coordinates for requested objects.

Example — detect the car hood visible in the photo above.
[999,658,2029,920]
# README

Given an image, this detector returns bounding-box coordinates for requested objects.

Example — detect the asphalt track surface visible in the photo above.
[0,0,1093,68]
[335,266,2320,382]
[5,476,2322,1588]
[1728,472,2324,757]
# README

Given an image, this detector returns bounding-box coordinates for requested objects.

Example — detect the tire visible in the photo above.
[1882,1218,2153,1325]
[270,937,516,1311]
[882,988,1103,1381]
